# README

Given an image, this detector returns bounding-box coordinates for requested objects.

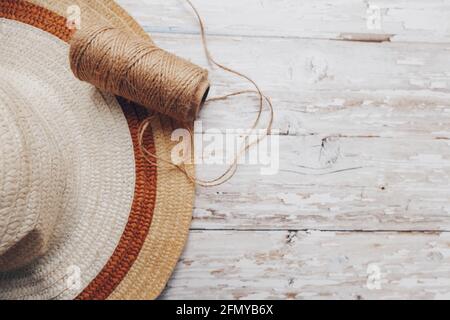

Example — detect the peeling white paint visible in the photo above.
[118,0,450,300]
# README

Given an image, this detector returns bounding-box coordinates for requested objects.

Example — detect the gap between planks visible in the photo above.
[189,228,449,233]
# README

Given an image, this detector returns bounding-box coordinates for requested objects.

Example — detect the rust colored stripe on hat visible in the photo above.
[77,99,157,300]
[0,0,75,41]
[0,0,158,300]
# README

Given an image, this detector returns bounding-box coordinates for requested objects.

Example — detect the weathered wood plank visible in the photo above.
[138,26,450,231]
[117,4,450,231]
[193,135,450,231]
[136,32,450,231]
[162,230,450,300]
[118,0,450,299]
[147,33,450,137]
[118,0,450,43]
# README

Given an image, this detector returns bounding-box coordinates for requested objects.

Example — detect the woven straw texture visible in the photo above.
[0,19,135,299]
[0,0,195,300]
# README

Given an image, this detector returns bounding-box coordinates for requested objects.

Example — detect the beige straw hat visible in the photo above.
[0,0,195,300]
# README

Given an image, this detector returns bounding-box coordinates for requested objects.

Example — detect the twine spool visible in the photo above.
[68,1,274,187]
[69,25,210,123]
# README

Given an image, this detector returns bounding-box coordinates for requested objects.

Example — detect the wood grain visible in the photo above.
[119,0,450,43]
[147,33,450,231]
[149,33,450,137]
[193,135,450,231]
[116,0,450,299]
[162,230,450,300]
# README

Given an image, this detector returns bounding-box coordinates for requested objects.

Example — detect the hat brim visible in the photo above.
[0,0,194,300]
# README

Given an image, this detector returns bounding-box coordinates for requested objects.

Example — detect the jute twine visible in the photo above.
[70,0,274,187]
[70,25,209,123]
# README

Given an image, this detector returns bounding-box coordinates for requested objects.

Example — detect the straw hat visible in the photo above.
[0,0,195,300]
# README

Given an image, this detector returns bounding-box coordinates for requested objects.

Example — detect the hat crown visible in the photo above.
[0,81,66,271]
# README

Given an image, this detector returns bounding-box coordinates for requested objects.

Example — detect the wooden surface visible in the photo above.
[118,0,450,299]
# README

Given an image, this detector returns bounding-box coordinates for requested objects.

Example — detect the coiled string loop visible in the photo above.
[69,0,274,187]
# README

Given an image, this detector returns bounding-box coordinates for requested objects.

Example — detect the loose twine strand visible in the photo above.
[137,0,274,187]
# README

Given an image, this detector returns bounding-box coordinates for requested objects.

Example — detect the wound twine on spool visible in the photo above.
[69,25,210,123]
[69,0,274,187]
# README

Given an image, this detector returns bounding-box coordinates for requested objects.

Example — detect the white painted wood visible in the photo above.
[119,0,450,43]
[162,230,450,299]
[147,33,450,137]
[116,0,450,299]
[193,135,450,231]
[145,35,450,230]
